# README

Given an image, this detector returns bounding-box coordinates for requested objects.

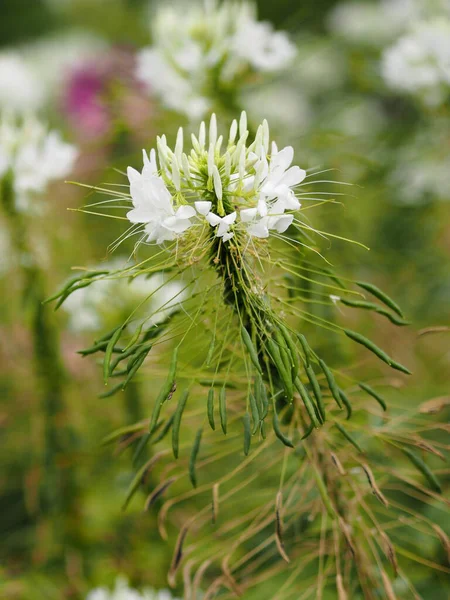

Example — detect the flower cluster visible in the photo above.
[0,114,77,211]
[63,261,186,332]
[126,112,306,246]
[381,17,450,105]
[136,1,296,118]
[86,577,180,600]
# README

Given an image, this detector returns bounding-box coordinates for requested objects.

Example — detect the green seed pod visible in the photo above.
[189,428,203,488]
[122,322,144,352]
[207,388,215,430]
[402,447,441,493]
[243,413,251,456]
[219,387,227,434]
[294,378,321,428]
[122,353,147,390]
[249,392,260,434]
[260,420,266,439]
[335,423,363,453]
[103,326,124,384]
[267,338,293,401]
[172,390,189,459]
[278,324,300,378]
[339,389,352,420]
[255,375,269,420]
[318,359,343,409]
[344,329,411,374]
[274,329,293,376]
[306,366,325,422]
[356,281,404,318]
[151,414,175,445]
[241,325,263,374]
[359,383,387,411]
[273,409,294,448]
[301,423,314,440]
[122,453,163,511]
[297,334,311,367]
[149,348,178,434]
[98,382,123,399]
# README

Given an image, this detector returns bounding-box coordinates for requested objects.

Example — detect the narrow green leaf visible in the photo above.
[189,428,203,488]
[172,390,189,459]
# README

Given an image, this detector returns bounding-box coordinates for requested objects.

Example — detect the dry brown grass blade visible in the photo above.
[418,396,450,414]
[418,326,450,336]
[431,524,450,565]
[330,451,346,475]
[191,560,211,600]
[336,574,348,600]
[361,463,389,507]
[144,476,177,511]
[338,517,356,557]
[275,491,290,563]
[221,557,244,597]
[168,525,189,588]
[380,531,399,575]
[381,569,397,600]
[212,482,219,524]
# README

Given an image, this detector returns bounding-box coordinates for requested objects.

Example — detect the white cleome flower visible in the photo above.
[86,577,181,600]
[0,52,45,112]
[0,114,78,211]
[381,18,450,105]
[63,261,187,333]
[124,112,305,246]
[136,1,296,118]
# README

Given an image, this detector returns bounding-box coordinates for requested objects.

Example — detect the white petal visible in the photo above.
[195,201,212,215]
[247,221,269,238]
[222,231,234,242]
[271,214,294,233]
[240,207,258,222]
[280,166,306,188]
[127,166,141,184]
[175,205,196,219]
[213,165,222,200]
[223,211,237,225]
[127,207,153,223]
[257,197,268,216]
[206,212,221,226]
[273,146,294,172]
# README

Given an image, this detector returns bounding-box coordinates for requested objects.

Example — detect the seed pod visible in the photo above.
[132,433,151,465]
[402,447,441,493]
[172,390,189,459]
[122,353,147,390]
[356,281,404,318]
[318,359,343,409]
[249,393,260,434]
[301,423,314,440]
[260,420,266,439]
[122,453,163,511]
[189,428,203,488]
[306,366,325,422]
[297,333,311,367]
[267,338,293,401]
[241,325,262,374]
[243,413,251,456]
[149,348,178,434]
[340,298,409,326]
[344,329,411,374]
[122,322,144,352]
[255,375,269,420]
[274,329,293,376]
[103,326,124,384]
[78,340,109,356]
[273,409,294,448]
[275,491,290,563]
[339,389,352,420]
[207,388,215,430]
[278,324,300,379]
[219,387,227,434]
[335,423,363,453]
[359,383,387,411]
[99,382,123,398]
[151,414,175,445]
[294,378,321,428]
